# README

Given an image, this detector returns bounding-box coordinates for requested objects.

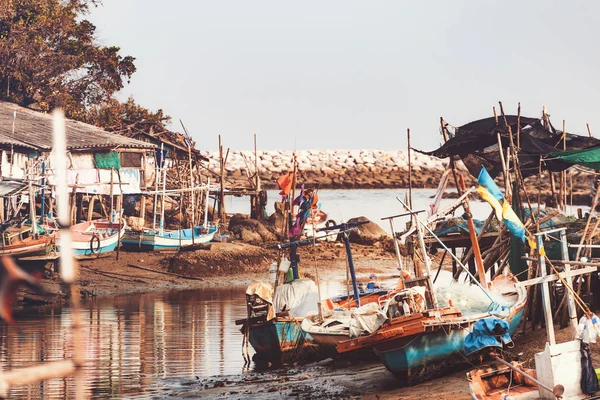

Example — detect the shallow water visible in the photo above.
[2,278,400,399]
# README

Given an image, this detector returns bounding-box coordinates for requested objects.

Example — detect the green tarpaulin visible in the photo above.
[548,146,600,170]
[94,151,121,170]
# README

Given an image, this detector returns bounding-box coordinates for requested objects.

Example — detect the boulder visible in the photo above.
[347,216,390,245]
[228,214,277,243]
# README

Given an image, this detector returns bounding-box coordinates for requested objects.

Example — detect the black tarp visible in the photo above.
[417,115,600,179]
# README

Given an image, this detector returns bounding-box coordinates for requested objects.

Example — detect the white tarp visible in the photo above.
[301,301,387,339]
[272,279,319,318]
[348,302,387,338]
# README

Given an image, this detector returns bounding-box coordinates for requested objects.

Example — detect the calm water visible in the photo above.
[0,189,491,399]
[0,280,386,399]
[226,188,491,233]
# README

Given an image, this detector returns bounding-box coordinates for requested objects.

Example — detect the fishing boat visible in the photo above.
[0,225,53,257]
[336,274,526,384]
[120,224,218,251]
[67,219,125,257]
[331,197,528,385]
[237,221,376,367]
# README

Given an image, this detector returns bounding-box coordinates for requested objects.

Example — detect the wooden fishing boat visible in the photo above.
[0,226,53,257]
[66,219,125,257]
[121,224,218,251]
[467,359,540,400]
[336,274,527,385]
[238,221,374,367]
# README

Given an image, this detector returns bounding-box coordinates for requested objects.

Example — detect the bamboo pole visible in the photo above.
[188,145,195,244]
[407,128,413,209]
[218,135,226,223]
[517,102,521,149]
[109,168,114,221]
[459,175,488,288]
[498,101,536,224]
[587,123,593,138]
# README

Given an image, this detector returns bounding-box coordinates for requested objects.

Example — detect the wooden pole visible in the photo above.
[188,145,195,244]
[559,229,579,337]
[517,102,521,149]
[109,168,114,222]
[204,178,210,228]
[537,234,556,346]
[159,149,167,234]
[153,145,161,231]
[218,135,226,223]
[459,175,488,288]
[497,132,509,196]
[407,128,413,209]
[27,163,37,238]
[587,123,593,138]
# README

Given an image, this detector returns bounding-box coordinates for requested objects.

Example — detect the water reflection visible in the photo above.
[0,277,399,399]
[0,287,252,399]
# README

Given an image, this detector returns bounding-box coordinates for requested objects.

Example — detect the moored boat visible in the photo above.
[67,219,125,257]
[121,224,218,251]
[0,226,53,257]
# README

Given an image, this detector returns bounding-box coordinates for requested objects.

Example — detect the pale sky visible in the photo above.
[88,1,600,152]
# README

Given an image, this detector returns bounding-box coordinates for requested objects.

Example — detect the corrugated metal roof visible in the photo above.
[0,101,156,151]
[0,180,27,196]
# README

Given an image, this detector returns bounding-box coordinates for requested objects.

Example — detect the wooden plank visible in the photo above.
[515,266,597,288]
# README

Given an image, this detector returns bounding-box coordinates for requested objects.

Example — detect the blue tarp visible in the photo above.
[463,317,512,355]
[433,217,485,237]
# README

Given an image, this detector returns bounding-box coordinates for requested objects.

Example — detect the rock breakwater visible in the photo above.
[200,149,450,189]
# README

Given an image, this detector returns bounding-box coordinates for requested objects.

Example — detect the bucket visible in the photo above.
[278,259,291,273]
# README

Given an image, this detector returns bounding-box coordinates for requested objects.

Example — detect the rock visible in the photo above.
[240,228,262,244]
[347,216,390,245]
[228,214,277,243]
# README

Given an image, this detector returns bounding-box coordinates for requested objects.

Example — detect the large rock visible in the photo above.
[347,216,390,245]
[228,214,277,243]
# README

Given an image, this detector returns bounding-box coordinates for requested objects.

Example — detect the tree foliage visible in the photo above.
[0,0,138,120]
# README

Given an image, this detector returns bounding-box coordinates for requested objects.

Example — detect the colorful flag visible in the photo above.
[477,167,527,243]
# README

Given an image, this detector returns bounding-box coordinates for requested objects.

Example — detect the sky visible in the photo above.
[88,1,600,152]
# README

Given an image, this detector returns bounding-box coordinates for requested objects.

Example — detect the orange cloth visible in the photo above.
[277,173,295,196]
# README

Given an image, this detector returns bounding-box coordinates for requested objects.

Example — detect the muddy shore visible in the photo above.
[18,240,600,399]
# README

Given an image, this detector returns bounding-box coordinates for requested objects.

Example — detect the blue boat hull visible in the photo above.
[248,318,314,367]
[373,307,525,384]
[72,241,118,256]
[121,225,217,251]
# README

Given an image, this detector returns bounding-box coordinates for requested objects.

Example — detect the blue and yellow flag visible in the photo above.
[477,167,527,243]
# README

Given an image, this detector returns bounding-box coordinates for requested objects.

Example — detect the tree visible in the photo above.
[0,0,136,119]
